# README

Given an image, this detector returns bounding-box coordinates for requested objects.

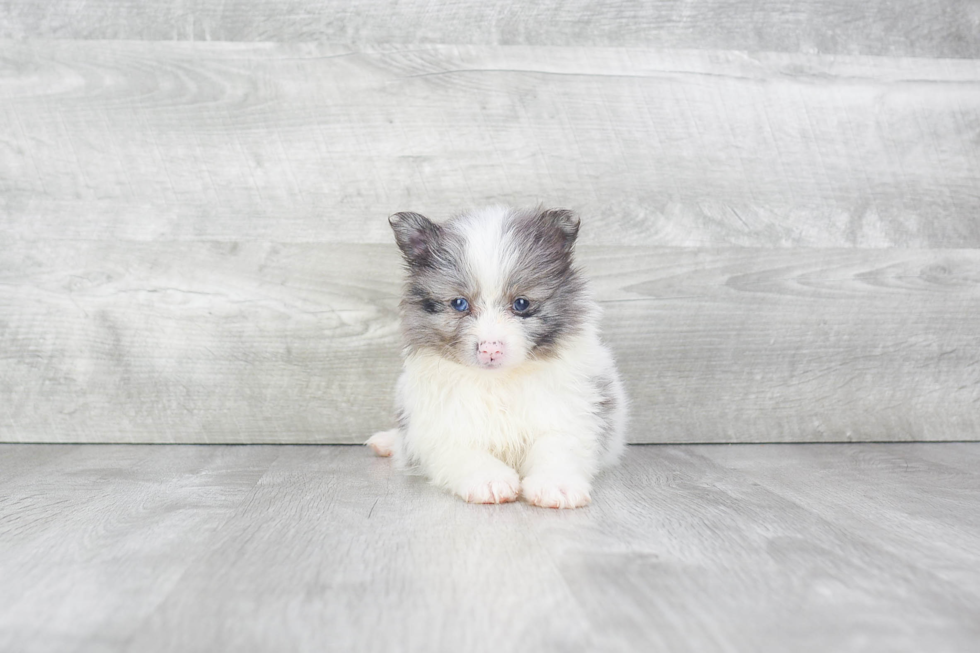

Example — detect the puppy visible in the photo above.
[366,206,627,509]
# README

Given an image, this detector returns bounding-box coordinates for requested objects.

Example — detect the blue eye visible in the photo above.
[512,297,530,313]
[451,297,469,312]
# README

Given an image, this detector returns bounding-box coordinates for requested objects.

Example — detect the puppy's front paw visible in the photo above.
[366,429,398,457]
[456,469,521,504]
[521,475,592,509]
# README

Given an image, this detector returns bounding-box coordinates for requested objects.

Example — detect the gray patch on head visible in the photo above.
[389,211,476,361]
[504,207,589,358]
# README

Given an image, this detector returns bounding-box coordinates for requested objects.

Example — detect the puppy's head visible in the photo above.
[390,206,590,370]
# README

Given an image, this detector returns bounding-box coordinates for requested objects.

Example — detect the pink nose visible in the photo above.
[477,340,504,366]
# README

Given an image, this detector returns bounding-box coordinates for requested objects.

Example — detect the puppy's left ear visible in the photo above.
[389,211,442,268]
[539,208,581,247]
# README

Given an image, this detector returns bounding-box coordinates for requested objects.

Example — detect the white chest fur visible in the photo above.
[396,330,617,471]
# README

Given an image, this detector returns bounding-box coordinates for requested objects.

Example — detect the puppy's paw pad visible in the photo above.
[459,475,520,504]
[522,476,591,509]
[365,430,397,457]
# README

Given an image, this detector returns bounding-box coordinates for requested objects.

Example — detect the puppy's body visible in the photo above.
[368,206,627,508]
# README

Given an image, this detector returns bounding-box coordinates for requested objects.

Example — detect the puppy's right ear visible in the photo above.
[389,212,441,267]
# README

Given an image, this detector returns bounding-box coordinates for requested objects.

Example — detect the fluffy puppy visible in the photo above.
[366,206,627,509]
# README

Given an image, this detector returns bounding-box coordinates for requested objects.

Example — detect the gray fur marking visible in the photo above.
[395,408,409,432]
[591,375,619,458]
[505,207,588,358]
[390,211,473,362]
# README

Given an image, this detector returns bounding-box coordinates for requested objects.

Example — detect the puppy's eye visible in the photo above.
[450,297,469,312]
[512,297,530,313]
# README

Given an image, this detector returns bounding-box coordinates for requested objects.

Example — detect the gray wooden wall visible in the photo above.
[2,2,979,444]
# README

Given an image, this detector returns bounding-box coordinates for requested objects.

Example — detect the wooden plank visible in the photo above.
[2,242,978,444]
[0,241,404,443]
[572,445,980,652]
[901,442,980,475]
[2,444,978,652]
[594,247,980,443]
[124,445,599,653]
[0,443,79,484]
[697,443,980,592]
[2,42,979,248]
[0,444,280,650]
[1,1,978,59]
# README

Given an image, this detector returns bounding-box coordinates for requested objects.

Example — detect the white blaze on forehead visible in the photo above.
[457,206,518,304]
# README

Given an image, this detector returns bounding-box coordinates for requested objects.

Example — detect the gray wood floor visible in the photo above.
[1,443,978,652]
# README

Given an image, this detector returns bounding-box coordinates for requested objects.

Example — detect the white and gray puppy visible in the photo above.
[367,206,627,509]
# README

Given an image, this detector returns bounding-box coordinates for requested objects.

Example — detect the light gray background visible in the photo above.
[2,1,979,443]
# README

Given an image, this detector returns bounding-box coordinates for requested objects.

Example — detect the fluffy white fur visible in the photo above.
[367,206,627,509]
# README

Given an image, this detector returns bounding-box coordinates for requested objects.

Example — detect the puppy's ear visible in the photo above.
[538,208,581,249]
[389,212,441,267]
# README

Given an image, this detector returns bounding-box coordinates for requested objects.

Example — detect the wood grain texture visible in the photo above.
[0,443,978,652]
[904,441,980,474]
[2,42,979,247]
[3,242,978,444]
[0,241,404,443]
[0,444,281,650]
[699,443,980,592]
[574,444,980,652]
[0,442,79,484]
[1,0,979,59]
[598,247,980,443]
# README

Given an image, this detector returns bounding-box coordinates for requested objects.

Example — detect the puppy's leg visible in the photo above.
[429,447,521,504]
[365,428,399,457]
[520,434,596,509]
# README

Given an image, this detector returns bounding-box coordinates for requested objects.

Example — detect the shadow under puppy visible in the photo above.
[367,206,627,508]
